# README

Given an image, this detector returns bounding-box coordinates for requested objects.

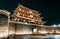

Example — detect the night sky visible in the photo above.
[0,0,60,25]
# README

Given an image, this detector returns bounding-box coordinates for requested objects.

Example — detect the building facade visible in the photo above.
[12,4,45,25]
[0,10,10,38]
[0,4,60,39]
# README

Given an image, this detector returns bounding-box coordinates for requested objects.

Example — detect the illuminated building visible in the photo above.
[0,9,10,38]
[0,4,60,39]
[9,4,46,36]
[9,4,60,36]
[12,4,45,25]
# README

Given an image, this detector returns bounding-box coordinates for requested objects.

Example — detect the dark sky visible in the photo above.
[0,0,60,25]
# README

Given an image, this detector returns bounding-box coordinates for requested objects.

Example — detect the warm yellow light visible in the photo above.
[0,30,8,38]
[29,11,32,13]
[9,31,15,35]
[17,13,20,16]
[29,15,33,17]
[33,28,37,33]
[31,21,35,22]
[38,29,48,34]
[18,8,21,11]
[16,31,32,35]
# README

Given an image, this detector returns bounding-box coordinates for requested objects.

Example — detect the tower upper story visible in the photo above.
[12,4,45,25]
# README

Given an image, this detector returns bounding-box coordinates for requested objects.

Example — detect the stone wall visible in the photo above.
[9,23,15,35]
[0,14,9,38]
[16,24,32,35]
[9,23,33,35]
